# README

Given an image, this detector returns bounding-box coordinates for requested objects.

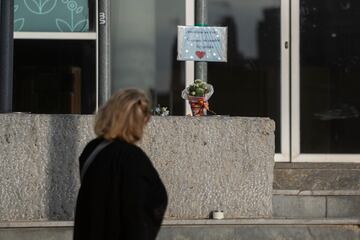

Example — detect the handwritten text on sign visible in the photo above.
[177,26,228,62]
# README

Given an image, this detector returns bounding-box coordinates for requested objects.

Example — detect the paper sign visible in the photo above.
[177,26,228,62]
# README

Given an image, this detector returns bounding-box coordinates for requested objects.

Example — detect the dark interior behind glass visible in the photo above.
[300,0,360,153]
[13,40,96,114]
[208,0,281,153]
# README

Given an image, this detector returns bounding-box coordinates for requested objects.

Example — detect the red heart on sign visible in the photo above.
[196,51,206,59]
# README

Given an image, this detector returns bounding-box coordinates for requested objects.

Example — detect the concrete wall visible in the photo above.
[0,114,275,221]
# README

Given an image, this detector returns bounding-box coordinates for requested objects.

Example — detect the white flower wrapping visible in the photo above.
[181,80,214,101]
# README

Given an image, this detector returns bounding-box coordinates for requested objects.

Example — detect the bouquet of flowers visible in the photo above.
[181,79,214,116]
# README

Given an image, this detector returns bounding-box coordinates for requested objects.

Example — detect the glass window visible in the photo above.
[208,0,281,152]
[14,0,94,32]
[110,0,185,115]
[13,40,96,113]
[300,0,360,153]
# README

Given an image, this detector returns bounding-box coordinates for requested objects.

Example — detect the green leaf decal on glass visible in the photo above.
[66,1,77,11]
[76,6,83,14]
[14,18,25,31]
[14,0,89,32]
[56,18,72,31]
[24,0,58,15]
[73,19,88,32]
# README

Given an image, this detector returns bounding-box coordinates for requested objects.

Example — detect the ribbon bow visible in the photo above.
[190,98,216,116]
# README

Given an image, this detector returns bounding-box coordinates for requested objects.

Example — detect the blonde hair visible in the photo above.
[94,89,151,143]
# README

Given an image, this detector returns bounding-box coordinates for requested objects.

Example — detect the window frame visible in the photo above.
[14,32,96,40]
[277,0,291,162]
[185,0,195,116]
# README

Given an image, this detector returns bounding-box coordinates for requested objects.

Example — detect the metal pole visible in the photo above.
[195,0,208,82]
[98,0,111,106]
[0,0,14,113]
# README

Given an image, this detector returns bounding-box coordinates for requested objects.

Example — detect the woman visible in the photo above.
[74,89,168,240]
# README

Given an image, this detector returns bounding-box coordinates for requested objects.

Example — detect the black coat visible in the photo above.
[74,138,168,240]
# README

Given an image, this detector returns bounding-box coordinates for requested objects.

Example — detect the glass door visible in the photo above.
[110,0,186,115]
[110,0,290,160]
[204,0,290,161]
[292,0,360,162]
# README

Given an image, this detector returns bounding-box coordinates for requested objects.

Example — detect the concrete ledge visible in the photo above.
[273,195,360,219]
[328,196,360,218]
[0,222,74,228]
[273,196,326,218]
[273,190,360,196]
[158,224,360,240]
[275,163,360,169]
[2,224,359,240]
[164,219,360,225]
[0,114,275,221]
[1,219,360,228]
[274,163,360,191]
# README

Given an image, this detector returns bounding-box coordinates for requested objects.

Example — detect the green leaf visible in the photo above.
[195,88,205,97]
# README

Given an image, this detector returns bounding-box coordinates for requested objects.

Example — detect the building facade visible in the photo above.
[3,0,360,163]
[0,1,360,239]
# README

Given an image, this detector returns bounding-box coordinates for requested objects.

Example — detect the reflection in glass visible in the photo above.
[300,0,360,153]
[208,0,281,152]
[110,0,185,115]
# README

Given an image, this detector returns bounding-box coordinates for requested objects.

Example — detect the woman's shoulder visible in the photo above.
[79,138,103,162]
[80,138,152,168]
[115,140,154,170]
[81,138,144,156]
[124,142,147,157]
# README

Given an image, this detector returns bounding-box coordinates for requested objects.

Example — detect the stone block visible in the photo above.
[0,228,73,240]
[274,167,360,191]
[141,116,275,219]
[0,114,275,221]
[0,114,93,221]
[327,196,360,218]
[273,195,326,218]
[158,225,360,240]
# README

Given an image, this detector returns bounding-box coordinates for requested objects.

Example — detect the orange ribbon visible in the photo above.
[190,99,215,116]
